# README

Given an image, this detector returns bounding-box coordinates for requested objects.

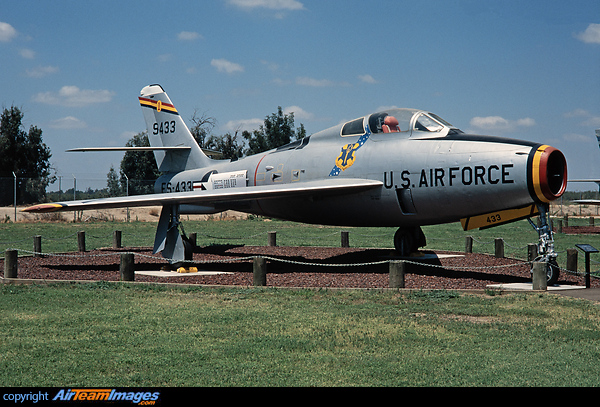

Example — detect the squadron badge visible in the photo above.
[329,126,371,176]
[336,143,359,170]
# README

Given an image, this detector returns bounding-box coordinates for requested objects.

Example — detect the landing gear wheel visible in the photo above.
[394,227,426,257]
[394,229,414,257]
[182,235,194,261]
[546,258,560,286]
[531,258,560,286]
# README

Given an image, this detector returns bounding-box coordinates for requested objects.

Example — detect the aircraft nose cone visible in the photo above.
[531,145,567,203]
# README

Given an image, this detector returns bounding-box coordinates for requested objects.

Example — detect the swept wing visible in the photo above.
[23,178,383,213]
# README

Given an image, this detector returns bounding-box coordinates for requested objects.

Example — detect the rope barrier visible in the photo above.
[1,226,599,279]
[1,247,532,271]
[4,246,599,281]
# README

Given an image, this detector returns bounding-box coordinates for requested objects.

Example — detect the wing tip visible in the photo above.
[22,203,66,213]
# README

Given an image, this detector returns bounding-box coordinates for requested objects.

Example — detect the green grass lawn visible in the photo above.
[2,218,600,386]
[2,283,600,387]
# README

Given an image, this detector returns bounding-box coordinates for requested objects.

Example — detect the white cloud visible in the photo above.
[575,23,600,44]
[157,54,172,62]
[272,78,291,86]
[583,116,600,127]
[26,65,59,78]
[376,105,399,112]
[260,60,280,71]
[223,118,263,132]
[48,116,87,129]
[178,31,202,41]
[211,58,244,74]
[19,48,35,59]
[515,117,535,127]
[358,74,377,84]
[563,132,591,143]
[296,76,350,87]
[469,115,536,133]
[227,0,304,10]
[296,77,333,87]
[284,105,313,120]
[564,108,600,127]
[33,86,115,107]
[564,108,590,118]
[0,22,17,42]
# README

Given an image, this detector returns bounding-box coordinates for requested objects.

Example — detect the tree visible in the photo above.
[189,110,245,160]
[119,132,161,195]
[0,105,53,205]
[189,109,217,148]
[243,107,305,155]
[205,132,244,161]
[106,165,121,196]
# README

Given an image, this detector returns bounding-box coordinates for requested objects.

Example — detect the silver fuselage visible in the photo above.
[156,108,561,227]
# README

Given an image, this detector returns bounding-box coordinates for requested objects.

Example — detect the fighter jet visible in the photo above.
[24,84,567,282]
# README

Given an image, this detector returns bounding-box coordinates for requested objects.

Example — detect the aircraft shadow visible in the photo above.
[38,245,532,285]
[191,245,532,284]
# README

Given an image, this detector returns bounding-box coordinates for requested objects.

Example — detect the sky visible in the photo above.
[1,0,599,192]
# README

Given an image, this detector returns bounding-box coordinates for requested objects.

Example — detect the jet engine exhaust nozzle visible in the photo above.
[530,145,567,203]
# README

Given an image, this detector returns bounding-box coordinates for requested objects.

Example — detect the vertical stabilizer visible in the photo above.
[139,84,213,172]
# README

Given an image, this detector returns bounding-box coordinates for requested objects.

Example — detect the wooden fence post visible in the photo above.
[77,231,86,252]
[253,256,267,286]
[532,261,547,290]
[566,248,577,274]
[120,253,135,281]
[527,243,537,262]
[465,236,473,253]
[267,232,277,247]
[555,219,563,233]
[4,249,17,278]
[389,261,405,288]
[494,238,504,258]
[341,231,350,248]
[113,230,122,249]
[33,235,42,257]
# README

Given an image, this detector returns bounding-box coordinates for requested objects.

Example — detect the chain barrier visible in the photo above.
[258,255,530,271]
[5,246,600,280]
[2,226,600,279]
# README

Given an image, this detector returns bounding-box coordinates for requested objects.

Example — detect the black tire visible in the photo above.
[394,228,415,257]
[182,236,193,261]
[546,258,560,286]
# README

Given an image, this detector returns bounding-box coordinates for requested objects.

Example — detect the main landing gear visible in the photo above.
[394,226,427,257]
[528,203,560,286]
[154,205,194,271]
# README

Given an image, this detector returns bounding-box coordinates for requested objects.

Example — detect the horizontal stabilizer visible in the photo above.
[460,204,539,231]
[23,178,383,213]
[66,146,223,158]
[573,199,600,206]
[67,146,191,152]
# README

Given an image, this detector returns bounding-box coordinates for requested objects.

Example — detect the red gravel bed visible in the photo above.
[3,245,597,290]
[562,226,600,234]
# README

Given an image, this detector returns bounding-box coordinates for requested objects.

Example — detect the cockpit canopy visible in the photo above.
[340,108,461,138]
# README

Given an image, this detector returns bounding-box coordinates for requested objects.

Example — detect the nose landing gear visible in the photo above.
[528,203,560,286]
